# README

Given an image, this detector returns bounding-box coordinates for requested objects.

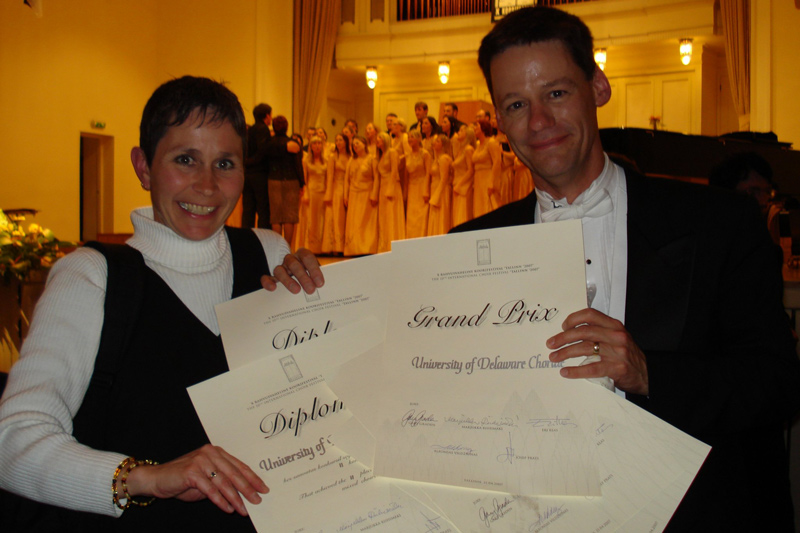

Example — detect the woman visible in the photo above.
[390,118,409,156]
[471,121,502,218]
[427,133,453,236]
[404,129,431,239]
[0,77,322,531]
[316,127,334,159]
[451,125,475,227]
[419,116,439,154]
[440,115,453,138]
[300,136,327,253]
[364,122,379,157]
[343,136,379,256]
[341,125,355,147]
[321,134,350,255]
[376,131,405,253]
[266,116,304,246]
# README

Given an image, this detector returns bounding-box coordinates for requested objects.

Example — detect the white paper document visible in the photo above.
[207,221,710,532]
[188,332,460,533]
[217,252,389,369]
[333,221,602,497]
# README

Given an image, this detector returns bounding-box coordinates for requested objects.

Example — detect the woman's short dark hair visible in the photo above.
[139,76,246,165]
[478,7,596,100]
[273,115,289,136]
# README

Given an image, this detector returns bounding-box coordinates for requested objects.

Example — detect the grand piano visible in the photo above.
[600,128,800,195]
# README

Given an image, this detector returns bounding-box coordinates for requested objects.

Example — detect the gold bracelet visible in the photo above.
[122,459,158,507]
[112,457,159,510]
[112,457,135,510]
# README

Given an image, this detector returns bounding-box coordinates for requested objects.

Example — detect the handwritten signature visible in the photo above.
[595,422,614,436]
[496,432,515,464]
[421,511,443,532]
[528,416,577,428]
[430,443,475,453]
[401,409,437,427]
[529,505,565,531]
[478,496,516,527]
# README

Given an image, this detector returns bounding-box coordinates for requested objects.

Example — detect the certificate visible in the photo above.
[188,327,461,533]
[217,252,389,369]
[330,221,602,496]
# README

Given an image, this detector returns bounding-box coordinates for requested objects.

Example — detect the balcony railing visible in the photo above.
[395,0,594,22]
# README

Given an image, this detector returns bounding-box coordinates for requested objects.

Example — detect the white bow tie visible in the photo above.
[540,188,613,223]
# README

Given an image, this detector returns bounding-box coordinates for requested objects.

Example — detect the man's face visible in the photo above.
[476,109,489,124]
[492,40,610,201]
[385,115,395,130]
[264,114,272,126]
[414,106,427,121]
[306,128,316,141]
[444,105,454,118]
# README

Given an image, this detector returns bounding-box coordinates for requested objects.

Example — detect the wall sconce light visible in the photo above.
[680,39,693,65]
[593,48,607,71]
[438,61,450,84]
[366,67,377,89]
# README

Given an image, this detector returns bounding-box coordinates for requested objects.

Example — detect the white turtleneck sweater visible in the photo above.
[0,208,289,517]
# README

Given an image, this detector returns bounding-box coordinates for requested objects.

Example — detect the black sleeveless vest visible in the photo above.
[1,227,269,532]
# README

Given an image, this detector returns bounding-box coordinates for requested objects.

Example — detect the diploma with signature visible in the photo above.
[188,328,460,533]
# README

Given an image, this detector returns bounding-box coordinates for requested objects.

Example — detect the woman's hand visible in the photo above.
[124,444,268,516]
[261,248,325,294]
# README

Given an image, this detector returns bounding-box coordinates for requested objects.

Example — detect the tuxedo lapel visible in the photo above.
[623,171,696,352]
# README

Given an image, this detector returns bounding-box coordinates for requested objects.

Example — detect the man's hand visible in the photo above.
[547,308,649,395]
[261,248,325,294]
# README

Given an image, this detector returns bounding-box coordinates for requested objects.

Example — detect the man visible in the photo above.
[385,112,397,134]
[241,103,272,228]
[475,108,497,136]
[452,7,800,532]
[303,126,316,152]
[443,102,465,136]
[409,101,428,131]
[345,118,358,136]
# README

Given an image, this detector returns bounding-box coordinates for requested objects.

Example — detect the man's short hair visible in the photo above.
[345,118,358,129]
[478,6,596,99]
[272,115,289,136]
[139,76,246,166]
[386,112,398,119]
[445,102,458,112]
[477,109,491,120]
[414,101,428,111]
[253,103,272,123]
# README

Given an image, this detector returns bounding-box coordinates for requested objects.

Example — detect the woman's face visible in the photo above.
[421,118,432,135]
[432,134,442,152]
[133,110,243,242]
[458,125,468,141]
[311,140,323,156]
[441,117,451,134]
[365,123,377,139]
[376,135,385,149]
[408,134,420,148]
[391,122,402,134]
[342,127,354,140]
[472,122,481,137]
[352,139,365,155]
[335,135,346,152]
[316,128,327,141]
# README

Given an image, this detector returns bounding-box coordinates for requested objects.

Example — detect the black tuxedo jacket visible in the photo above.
[452,168,800,532]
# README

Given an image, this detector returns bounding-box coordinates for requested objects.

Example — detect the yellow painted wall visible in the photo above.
[771,1,800,148]
[0,0,159,241]
[0,0,292,241]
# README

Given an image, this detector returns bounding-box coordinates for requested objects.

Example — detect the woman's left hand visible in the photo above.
[261,248,325,294]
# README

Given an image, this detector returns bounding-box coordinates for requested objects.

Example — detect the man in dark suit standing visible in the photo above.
[452,7,800,532]
[443,102,465,136]
[242,103,272,228]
